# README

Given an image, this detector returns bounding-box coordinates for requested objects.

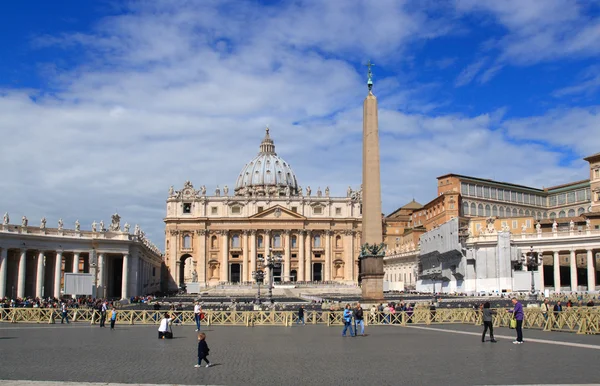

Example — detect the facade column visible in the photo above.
[284,230,291,282]
[344,231,354,282]
[98,253,106,298]
[131,252,140,296]
[249,230,256,282]
[121,253,130,299]
[587,249,596,292]
[298,231,305,281]
[36,251,45,298]
[538,251,545,292]
[17,249,26,298]
[242,231,249,283]
[73,252,80,274]
[324,230,332,281]
[221,231,229,283]
[197,230,207,285]
[570,249,578,291]
[553,251,561,293]
[54,251,63,298]
[0,248,7,298]
[264,230,271,284]
[305,230,312,281]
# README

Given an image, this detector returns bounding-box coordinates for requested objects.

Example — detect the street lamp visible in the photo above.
[252,270,265,304]
[521,246,542,298]
[257,249,283,303]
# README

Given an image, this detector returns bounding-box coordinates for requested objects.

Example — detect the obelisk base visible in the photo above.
[360,255,385,301]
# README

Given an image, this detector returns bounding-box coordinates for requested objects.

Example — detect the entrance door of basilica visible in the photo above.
[230,263,241,284]
[312,263,322,282]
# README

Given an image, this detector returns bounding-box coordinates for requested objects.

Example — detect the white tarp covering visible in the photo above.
[64,273,94,295]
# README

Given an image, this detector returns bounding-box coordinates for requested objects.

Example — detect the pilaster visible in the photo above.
[570,249,577,291]
[17,249,26,298]
[284,230,291,281]
[553,251,561,293]
[0,248,7,298]
[221,230,229,282]
[587,249,596,292]
[298,230,305,281]
[35,251,44,298]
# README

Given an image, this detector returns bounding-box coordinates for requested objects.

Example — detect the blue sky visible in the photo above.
[0,0,599,245]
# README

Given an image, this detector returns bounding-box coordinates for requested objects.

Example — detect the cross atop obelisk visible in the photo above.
[359,60,385,301]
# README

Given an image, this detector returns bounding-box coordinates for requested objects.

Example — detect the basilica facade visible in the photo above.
[164,128,363,290]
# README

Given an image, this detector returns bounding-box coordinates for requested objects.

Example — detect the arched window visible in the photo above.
[549,212,556,219]
[231,234,240,248]
[568,209,575,217]
[543,212,547,219]
[578,207,585,216]
[257,235,264,248]
[478,204,484,216]
[485,205,491,217]
[499,206,505,217]
[335,235,342,248]
[519,209,524,216]
[211,236,217,249]
[525,210,530,216]
[470,203,476,216]
[462,201,469,216]
[512,208,518,217]
[273,233,281,248]
[291,235,298,248]
[559,211,566,218]
[314,234,321,248]
[183,234,191,249]
[492,205,498,217]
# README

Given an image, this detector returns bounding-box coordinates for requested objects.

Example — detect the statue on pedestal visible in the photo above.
[40,217,46,230]
[22,216,28,227]
[124,222,130,233]
[347,186,352,197]
[57,218,64,230]
[285,185,290,197]
[134,224,140,236]
[3,212,8,225]
[298,185,303,197]
[100,220,105,232]
[552,220,558,232]
[75,220,80,232]
[317,187,322,197]
[521,223,527,234]
[325,186,330,197]
[110,213,121,232]
[92,221,97,232]
[223,185,229,196]
[169,185,174,196]
[536,222,541,235]
[569,220,575,231]
[201,185,206,196]
[306,186,311,197]
[192,270,198,283]
[215,186,220,197]
[586,218,591,231]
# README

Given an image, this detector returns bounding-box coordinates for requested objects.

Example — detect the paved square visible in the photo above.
[0,322,599,385]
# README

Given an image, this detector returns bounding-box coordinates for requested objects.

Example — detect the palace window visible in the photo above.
[483,187,490,198]
[578,207,585,216]
[273,233,282,248]
[469,184,476,196]
[470,203,476,215]
[568,209,575,217]
[291,254,297,260]
[257,206,264,213]
[524,194,529,204]
[567,192,575,203]
[549,195,557,207]
[519,209,524,216]
[211,236,217,249]
[499,207,505,217]
[183,203,192,214]
[183,234,191,249]
[492,205,498,217]
[559,211,566,218]
[485,205,491,217]
[335,207,342,215]
[512,220,517,229]
[231,234,240,248]
[462,202,469,216]
[549,212,556,219]
[335,235,342,248]
[478,204,483,216]
[313,207,323,215]
[231,206,241,215]
[314,234,321,248]
[490,187,497,199]
[291,235,298,248]
[577,190,586,202]
[476,186,483,197]
[498,189,504,201]
[152,267,156,277]
[557,194,566,205]
[461,183,468,195]
[257,236,264,248]
[511,191,517,202]
[517,192,523,203]
[211,207,218,215]
[512,208,517,217]
[291,207,298,213]
[595,169,600,179]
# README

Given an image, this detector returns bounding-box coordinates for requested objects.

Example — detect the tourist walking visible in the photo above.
[297,305,305,325]
[99,301,107,328]
[195,332,212,368]
[481,302,496,343]
[61,302,70,324]
[194,302,202,331]
[541,299,550,321]
[354,302,365,336]
[342,304,355,337]
[510,298,524,344]
[110,307,117,330]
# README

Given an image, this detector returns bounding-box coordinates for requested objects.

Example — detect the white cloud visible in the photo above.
[0,1,594,246]
[455,58,487,87]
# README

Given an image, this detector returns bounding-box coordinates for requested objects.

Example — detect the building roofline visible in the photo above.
[545,179,590,192]
[437,173,545,193]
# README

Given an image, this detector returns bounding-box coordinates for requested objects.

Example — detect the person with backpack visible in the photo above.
[342,304,355,337]
[481,302,497,343]
[297,305,305,325]
[354,303,365,336]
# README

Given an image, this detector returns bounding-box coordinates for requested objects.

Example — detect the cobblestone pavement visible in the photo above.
[1,323,599,386]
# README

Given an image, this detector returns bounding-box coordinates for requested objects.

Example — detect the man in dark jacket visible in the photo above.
[354,303,365,336]
[297,306,305,325]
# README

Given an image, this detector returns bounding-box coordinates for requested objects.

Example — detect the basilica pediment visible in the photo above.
[248,205,306,220]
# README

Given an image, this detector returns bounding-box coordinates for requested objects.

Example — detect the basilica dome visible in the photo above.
[234,128,299,196]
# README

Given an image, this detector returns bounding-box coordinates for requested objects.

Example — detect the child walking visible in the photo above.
[110,307,117,330]
[195,332,212,368]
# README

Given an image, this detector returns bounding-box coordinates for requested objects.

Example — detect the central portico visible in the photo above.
[164,129,363,290]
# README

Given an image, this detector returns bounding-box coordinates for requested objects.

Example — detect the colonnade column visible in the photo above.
[553,251,561,293]
[538,251,544,292]
[54,251,63,299]
[121,253,130,299]
[35,251,44,298]
[73,252,80,274]
[587,249,596,292]
[570,249,577,291]
[284,230,291,282]
[98,253,106,298]
[17,249,26,298]
[305,231,312,281]
[242,231,249,283]
[0,248,7,298]
[131,252,140,296]
[298,231,305,281]
[221,231,229,283]
[249,230,256,282]
[264,230,271,284]
[324,230,331,281]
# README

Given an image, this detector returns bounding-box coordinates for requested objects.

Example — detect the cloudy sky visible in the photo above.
[1,0,599,246]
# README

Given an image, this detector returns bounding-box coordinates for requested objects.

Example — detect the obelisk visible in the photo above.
[360,60,385,301]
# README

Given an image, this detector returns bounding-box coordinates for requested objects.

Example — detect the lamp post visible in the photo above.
[257,249,283,304]
[522,246,542,298]
[252,270,265,304]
